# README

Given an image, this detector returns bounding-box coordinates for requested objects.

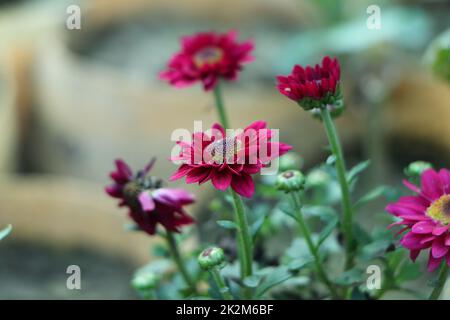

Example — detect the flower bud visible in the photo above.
[306,169,331,188]
[131,271,160,291]
[198,247,226,270]
[424,29,450,82]
[276,170,306,193]
[404,161,433,179]
[279,153,304,172]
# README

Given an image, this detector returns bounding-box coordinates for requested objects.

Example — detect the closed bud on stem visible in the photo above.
[276,170,306,193]
[404,161,433,179]
[131,271,160,291]
[198,247,226,270]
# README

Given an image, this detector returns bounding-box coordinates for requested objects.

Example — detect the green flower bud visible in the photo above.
[131,271,160,291]
[198,247,226,270]
[425,29,450,82]
[279,153,304,172]
[404,161,433,178]
[306,169,331,188]
[276,170,306,193]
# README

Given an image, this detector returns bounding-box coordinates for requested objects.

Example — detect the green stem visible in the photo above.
[291,194,340,299]
[212,82,251,298]
[320,108,355,270]
[210,268,233,300]
[428,262,448,300]
[213,83,230,129]
[230,190,253,298]
[165,231,197,294]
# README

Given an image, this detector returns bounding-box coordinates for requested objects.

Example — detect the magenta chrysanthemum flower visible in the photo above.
[170,121,292,198]
[105,159,195,235]
[276,56,342,111]
[160,30,254,91]
[386,168,450,271]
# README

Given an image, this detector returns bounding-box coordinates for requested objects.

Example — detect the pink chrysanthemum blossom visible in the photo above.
[105,159,195,235]
[170,121,292,198]
[160,30,254,91]
[386,168,450,271]
[276,56,342,111]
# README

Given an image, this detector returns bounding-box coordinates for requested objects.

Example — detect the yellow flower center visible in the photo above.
[194,46,224,68]
[426,194,450,225]
[205,136,242,164]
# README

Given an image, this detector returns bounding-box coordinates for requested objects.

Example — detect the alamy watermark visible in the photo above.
[66,265,81,290]
[66,5,81,30]
[366,5,381,30]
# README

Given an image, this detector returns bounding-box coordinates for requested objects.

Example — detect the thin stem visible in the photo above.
[429,262,448,300]
[290,193,340,299]
[320,108,355,270]
[213,83,230,129]
[165,231,198,294]
[210,268,233,300]
[230,190,253,299]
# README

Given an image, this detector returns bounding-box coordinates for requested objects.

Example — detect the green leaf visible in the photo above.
[251,215,267,239]
[397,263,421,284]
[0,225,12,241]
[347,160,371,185]
[254,266,295,298]
[358,238,392,262]
[353,223,372,246]
[354,186,392,209]
[326,155,336,166]
[279,203,299,222]
[302,205,338,249]
[243,275,263,288]
[334,268,366,286]
[217,220,237,230]
[152,244,170,258]
[287,256,313,271]
[317,215,339,249]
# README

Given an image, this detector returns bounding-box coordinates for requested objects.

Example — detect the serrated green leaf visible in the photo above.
[0,225,12,241]
[217,220,237,230]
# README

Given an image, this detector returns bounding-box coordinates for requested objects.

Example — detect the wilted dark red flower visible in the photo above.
[276,56,342,111]
[386,168,450,271]
[106,159,195,235]
[160,30,254,91]
[170,121,292,198]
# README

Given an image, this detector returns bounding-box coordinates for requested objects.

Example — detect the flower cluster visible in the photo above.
[105,159,195,235]
[387,168,450,271]
[104,28,450,301]
[160,30,254,91]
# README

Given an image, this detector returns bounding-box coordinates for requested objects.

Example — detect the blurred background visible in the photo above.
[0,0,449,299]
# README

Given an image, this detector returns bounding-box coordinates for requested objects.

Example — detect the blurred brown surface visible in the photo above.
[0,175,160,265]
